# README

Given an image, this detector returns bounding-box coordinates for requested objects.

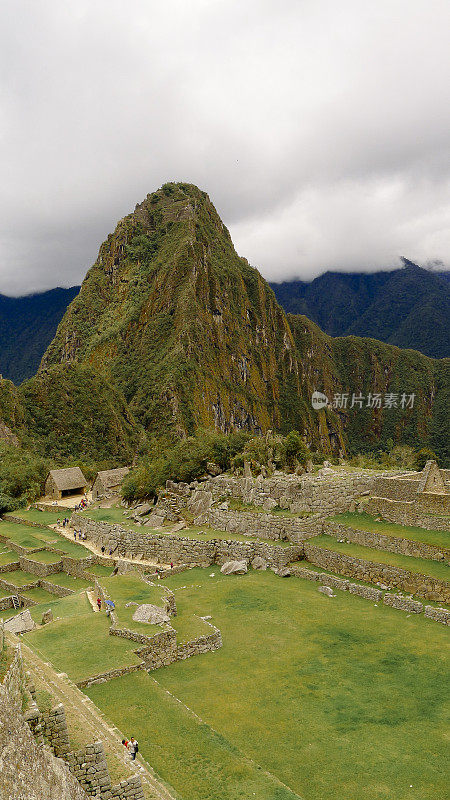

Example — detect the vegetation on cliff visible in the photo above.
[40,183,449,461]
[271,261,450,359]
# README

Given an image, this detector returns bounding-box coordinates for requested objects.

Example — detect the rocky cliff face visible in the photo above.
[39,183,448,458]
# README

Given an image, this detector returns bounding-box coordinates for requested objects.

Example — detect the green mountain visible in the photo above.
[36,183,448,463]
[270,260,450,359]
[0,287,80,384]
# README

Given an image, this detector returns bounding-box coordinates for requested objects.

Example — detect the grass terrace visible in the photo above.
[331,511,450,549]
[86,568,448,800]
[101,574,168,636]
[8,508,63,526]
[25,608,142,682]
[309,535,450,582]
[0,569,38,587]
[81,505,295,546]
[0,519,91,559]
[21,587,57,604]
[46,573,92,591]
[0,549,19,565]
[87,564,114,578]
[25,550,63,564]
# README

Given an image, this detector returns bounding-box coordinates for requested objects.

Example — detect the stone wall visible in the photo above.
[19,555,63,577]
[39,579,75,597]
[365,496,450,532]
[303,543,450,603]
[204,508,321,542]
[373,476,421,501]
[0,644,89,800]
[45,706,145,799]
[0,560,19,573]
[288,565,450,620]
[176,621,223,662]
[424,605,450,624]
[206,470,387,515]
[383,594,423,613]
[0,575,38,593]
[323,521,449,562]
[73,514,302,570]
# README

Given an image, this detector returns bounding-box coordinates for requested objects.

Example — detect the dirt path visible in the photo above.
[52,524,173,571]
[13,634,177,800]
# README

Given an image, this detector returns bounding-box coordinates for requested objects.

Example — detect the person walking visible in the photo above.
[129,737,139,760]
[96,597,102,611]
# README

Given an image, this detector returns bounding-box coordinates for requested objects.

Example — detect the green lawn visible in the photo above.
[86,568,449,800]
[8,508,62,526]
[87,564,114,577]
[46,573,92,590]
[0,569,38,587]
[25,610,141,682]
[332,512,450,549]
[0,521,43,549]
[0,549,19,566]
[0,519,91,559]
[21,587,56,604]
[309,535,450,582]
[101,574,167,635]
[26,550,63,564]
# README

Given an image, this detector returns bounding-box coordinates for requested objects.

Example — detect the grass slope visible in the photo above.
[332,511,450,549]
[310,535,450,581]
[87,569,449,800]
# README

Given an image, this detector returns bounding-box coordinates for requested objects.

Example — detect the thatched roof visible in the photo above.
[47,467,87,491]
[95,467,130,489]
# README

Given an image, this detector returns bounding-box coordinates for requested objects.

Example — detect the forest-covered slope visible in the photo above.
[0,287,80,383]
[271,261,450,358]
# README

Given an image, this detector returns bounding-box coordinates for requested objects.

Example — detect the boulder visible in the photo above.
[41,609,53,625]
[5,609,35,633]
[276,567,291,577]
[220,560,248,575]
[134,502,153,516]
[251,556,268,571]
[188,489,213,518]
[318,586,335,597]
[132,604,170,624]
[171,520,186,532]
[206,462,221,476]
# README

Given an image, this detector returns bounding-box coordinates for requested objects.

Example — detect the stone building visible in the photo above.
[45,467,87,500]
[91,467,129,501]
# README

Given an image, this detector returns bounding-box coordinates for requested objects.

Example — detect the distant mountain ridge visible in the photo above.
[0,287,80,384]
[270,260,450,358]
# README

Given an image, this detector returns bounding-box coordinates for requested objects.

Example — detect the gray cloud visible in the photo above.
[0,0,449,294]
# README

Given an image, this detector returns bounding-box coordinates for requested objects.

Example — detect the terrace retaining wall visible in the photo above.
[365,497,450,532]
[19,555,63,578]
[323,521,449,562]
[303,543,450,603]
[0,644,89,800]
[204,508,321,542]
[72,514,302,570]
[0,561,19,573]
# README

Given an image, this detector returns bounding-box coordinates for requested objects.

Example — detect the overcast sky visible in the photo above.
[0,0,449,295]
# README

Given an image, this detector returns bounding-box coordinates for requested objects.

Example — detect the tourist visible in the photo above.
[101,546,105,555]
[73,531,77,540]
[57,519,61,526]
[96,597,102,611]
[121,738,129,750]
[170,562,173,570]
[129,737,139,760]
